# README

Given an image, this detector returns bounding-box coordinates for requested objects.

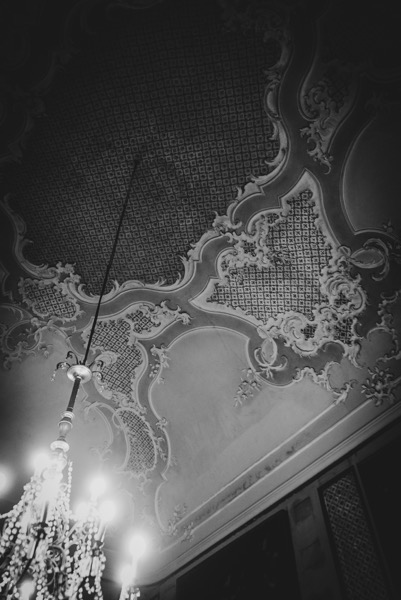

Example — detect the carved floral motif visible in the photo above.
[362,367,401,406]
[164,504,188,538]
[234,368,262,407]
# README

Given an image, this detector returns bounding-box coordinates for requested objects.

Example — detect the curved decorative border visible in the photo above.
[193,170,366,364]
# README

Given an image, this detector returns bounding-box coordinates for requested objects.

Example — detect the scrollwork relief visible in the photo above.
[362,366,401,406]
[340,238,401,282]
[163,504,188,538]
[81,318,145,408]
[198,179,367,365]
[294,364,355,405]
[81,301,189,406]
[149,344,169,384]
[18,264,83,322]
[374,290,401,362]
[300,65,357,172]
[112,407,165,484]
[0,306,59,368]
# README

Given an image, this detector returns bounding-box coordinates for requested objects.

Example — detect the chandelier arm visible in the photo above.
[83,157,141,366]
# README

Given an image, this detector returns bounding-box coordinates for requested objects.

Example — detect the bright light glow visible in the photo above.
[19,578,35,600]
[119,563,137,586]
[74,501,90,521]
[40,478,60,503]
[89,475,107,499]
[31,450,50,474]
[98,499,117,523]
[128,532,149,559]
[0,466,12,497]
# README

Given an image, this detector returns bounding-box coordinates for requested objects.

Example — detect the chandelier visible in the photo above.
[0,159,148,600]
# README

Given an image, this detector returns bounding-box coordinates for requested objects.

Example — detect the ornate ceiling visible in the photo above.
[1,0,400,588]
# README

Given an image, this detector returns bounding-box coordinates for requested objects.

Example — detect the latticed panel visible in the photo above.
[8,2,281,293]
[22,280,77,320]
[321,470,390,600]
[125,310,155,335]
[91,319,143,398]
[209,192,333,322]
[119,410,157,475]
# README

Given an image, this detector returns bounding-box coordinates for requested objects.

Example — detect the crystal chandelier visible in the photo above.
[0,159,147,600]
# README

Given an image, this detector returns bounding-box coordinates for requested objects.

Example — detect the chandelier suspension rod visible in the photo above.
[83,156,141,366]
[56,157,142,434]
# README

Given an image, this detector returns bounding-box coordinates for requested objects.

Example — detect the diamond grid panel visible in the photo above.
[119,410,156,475]
[91,319,143,398]
[125,310,154,335]
[209,192,333,322]
[8,1,280,293]
[22,280,77,319]
[322,470,389,600]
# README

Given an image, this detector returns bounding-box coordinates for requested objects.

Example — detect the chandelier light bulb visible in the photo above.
[40,477,60,503]
[119,563,137,587]
[89,475,108,500]
[31,450,50,474]
[19,578,36,600]
[128,532,149,560]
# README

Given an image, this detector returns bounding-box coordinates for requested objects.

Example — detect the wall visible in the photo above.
[136,416,401,600]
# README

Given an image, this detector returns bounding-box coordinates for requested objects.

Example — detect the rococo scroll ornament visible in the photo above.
[194,173,367,366]
[299,64,357,172]
[81,301,190,407]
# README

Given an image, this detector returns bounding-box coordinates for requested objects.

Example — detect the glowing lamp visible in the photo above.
[89,475,107,500]
[128,532,149,560]
[41,477,60,503]
[119,563,137,587]
[31,450,50,474]
[19,578,35,600]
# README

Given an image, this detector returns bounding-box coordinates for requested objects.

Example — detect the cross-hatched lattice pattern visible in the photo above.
[119,409,157,475]
[209,192,332,322]
[333,317,353,345]
[322,470,389,600]
[22,280,77,320]
[8,2,280,293]
[91,319,143,398]
[125,310,154,334]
